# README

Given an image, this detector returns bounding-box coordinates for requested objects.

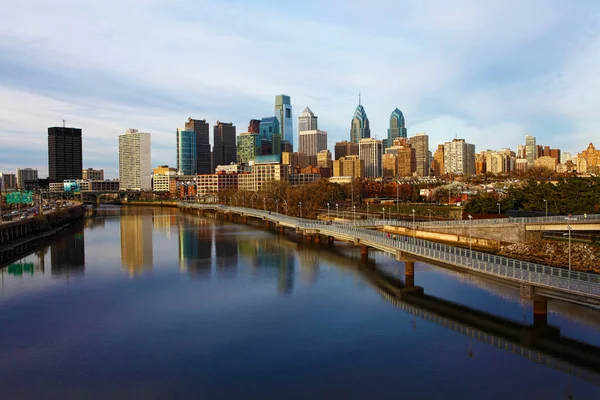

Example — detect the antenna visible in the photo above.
[63,119,66,128]
[359,91,361,106]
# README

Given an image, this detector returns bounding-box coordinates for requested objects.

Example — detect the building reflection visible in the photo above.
[238,237,295,294]
[51,225,85,278]
[214,230,238,280]
[298,247,319,286]
[153,208,177,237]
[120,212,153,277]
[178,217,212,279]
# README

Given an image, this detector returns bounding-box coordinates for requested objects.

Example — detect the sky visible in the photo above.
[1,0,600,178]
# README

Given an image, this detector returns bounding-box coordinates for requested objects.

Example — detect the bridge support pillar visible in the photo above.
[242,217,248,224]
[328,236,334,245]
[279,227,285,234]
[265,220,270,228]
[314,235,321,244]
[360,246,369,260]
[533,299,548,328]
[305,235,313,242]
[405,261,415,288]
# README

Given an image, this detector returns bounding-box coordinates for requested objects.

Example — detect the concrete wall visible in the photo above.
[416,224,542,244]
[383,225,503,252]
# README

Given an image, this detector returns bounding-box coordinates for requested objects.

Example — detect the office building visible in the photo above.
[443,138,476,175]
[561,152,572,164]
[237,132,261,164]
[382,153,397,178]
[281,152,316,170]
[298,130,327,156]
[0,173,16,190]
[432,145,445,177]
[176,128,197,175]
[280,140,293,153]
[118,128,151,191]
[408,133,429,176]
[48,126,82,182]
[577,143,600,173]
[213,121,237,170]
[185,118,211,174]
[335,140,359,159]
[248,119,261,134]
[16,168,38,189]
[534,156,558,171]
[394,138,416,177]
[333,155,364,178]
[317,150,333,170]
[359,138,382,178]
[197,172,239,195]
[82,168,104,181]
[298,107,318,132]
[152,166,177,192]
[238,162,290,192]
[350,95,370,143]
[275,94,293,149]
[387,108,407,148]
[525,135,536,167]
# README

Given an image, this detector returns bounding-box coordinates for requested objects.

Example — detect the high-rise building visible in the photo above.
[298,130,327,156]
[387,108,407,148]
[0,173,16,190]
[259,117,281,157]
[176,128,197,175]
[213,121,237,170]
[382,153,397,178]
[432,145,445,177]
[16,168,38,189]
[525,135,536,167]
[248,119,261,134]
[185,118,211,174]
[359,138,382,178]
[280,140,293,153]
[335,140,359,159]
[350,95,370,143]
[577,143,600,174]
[118,128,151,191]
[237,132,261,164]
[275,95,293,149]
[443,138,476,175]
[333,155,364,178]
[48,126,82,183]
[408,133,429,176]
[298,107,318,132]
[394,138,416,177]
[317,149,333,170]
[82,168,104,181]
[561,152,572,164]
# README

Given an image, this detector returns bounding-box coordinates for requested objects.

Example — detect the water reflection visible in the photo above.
[238,237,296,294]
[120,210,153,277]
[50,224,85,278]
[178,217,212,278]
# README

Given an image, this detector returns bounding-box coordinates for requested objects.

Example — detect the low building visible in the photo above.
[333,155,364,178]
[197,172,239,194]
[215,164,251,174]
[152,166,177,193]
[289,173,321,186]
[91,180,120,191]
[238,162,290,192]
[82,168,104,181]
[534,155,557,171]
[328,176,353,184]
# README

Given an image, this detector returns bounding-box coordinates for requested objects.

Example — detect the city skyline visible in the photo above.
[1,1,600,177]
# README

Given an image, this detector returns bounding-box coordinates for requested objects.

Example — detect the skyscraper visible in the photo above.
[185,118,211,174]
[387,108,407,148]
[335,141,359,159]
[525,135,536,167]
[237,132,261,164]
[443,138,476,175]
[350,95,370,143]
[16,168,38,189]
[119,128,152,191]
[359,138,383,178]
[48,126,82,183]
[408,133,429,177]
[176,128,197,175]
[213,121,237,169]
[275,95,293,149]
[259,117,281,157]
[298,130,327,156]
[298,107,318,132]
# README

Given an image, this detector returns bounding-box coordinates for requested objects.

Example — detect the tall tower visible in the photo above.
[408,133,430,177]
[350,94,370,143]
[48,126,83,182]
[275,95,293,149]
[176,128,197,175]
[359,138,383,178]
[185,118,211,174]
[298,107,318,132]
[298,130,327,157]
[525,135,536,167]
[388,108,407,148]
[213,121,237,169]
[119,128,152,190]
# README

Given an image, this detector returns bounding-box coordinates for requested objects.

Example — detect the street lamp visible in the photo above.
[336,203,339,218]
[263,197,266,211]
[382,207,385,221]
[412,209,416,238]
[283,199,288,215]
[428,209,432,221]
[497,203,501,215]
[543,199,548,218]
[468,214,473,253]
[275,199,279,214]
[353,205,356,225]
[327,203,330,219]
[299,202,302,219]
[564,221,573,288]
[367,202,369,216]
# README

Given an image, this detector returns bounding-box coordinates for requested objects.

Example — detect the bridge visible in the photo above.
[180,203,600,309]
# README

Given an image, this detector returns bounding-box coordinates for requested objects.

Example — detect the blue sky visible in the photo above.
[1,0,600,178]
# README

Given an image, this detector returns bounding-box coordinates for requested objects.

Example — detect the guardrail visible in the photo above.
[180,203,600,300]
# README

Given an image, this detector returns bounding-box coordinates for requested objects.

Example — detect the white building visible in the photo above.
[298,107,318,132]
[444,138,476,175]
[298,130,327,157]
[359,138,383,178]
[119,128,151,191]
[525,135,536,167]
[16,168,38,188]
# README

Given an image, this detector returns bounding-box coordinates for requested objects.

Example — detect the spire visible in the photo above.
[359,91,361,106]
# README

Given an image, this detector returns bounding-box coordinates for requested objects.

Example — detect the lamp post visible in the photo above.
[382,207,385,221]
[336,204,339,218]
[543,199,547,218]
[412,209,416,238]
[396,182,399,217]
[275,199,279,214]
[468,214,473,253]
[263,197,266,211]
[327,203,330,219]
[428,209,432,221]
[353,205,356,225]
[497,203,501,215]
[367,202,369,217]
[283,199,288,215]
[564,222,573,289]
[299,202,302,219]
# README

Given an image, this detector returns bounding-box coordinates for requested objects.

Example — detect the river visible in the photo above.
[0,206,599,399]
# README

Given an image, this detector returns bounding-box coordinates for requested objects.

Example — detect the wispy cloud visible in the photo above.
[1,0,600,178]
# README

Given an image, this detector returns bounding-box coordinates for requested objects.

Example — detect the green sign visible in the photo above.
[5,191,33,204]
[8,263,35,276]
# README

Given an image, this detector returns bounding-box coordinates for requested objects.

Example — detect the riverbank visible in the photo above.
[498,241,600,273]
[121,201,179,208]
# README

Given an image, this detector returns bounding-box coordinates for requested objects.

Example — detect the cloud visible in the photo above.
[1,0,600,178]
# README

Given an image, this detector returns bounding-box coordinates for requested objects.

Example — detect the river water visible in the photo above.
[1,206,600,399]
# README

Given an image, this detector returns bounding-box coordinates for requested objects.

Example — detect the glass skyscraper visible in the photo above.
[387,108,407,148]
[275,94,293,149]
[350,95,370,143]
[177,128,197,175]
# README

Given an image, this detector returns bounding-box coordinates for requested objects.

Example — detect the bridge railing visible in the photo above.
[299,222,600,299]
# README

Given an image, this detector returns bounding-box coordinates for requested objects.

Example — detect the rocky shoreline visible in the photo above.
[498,241,600,273]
